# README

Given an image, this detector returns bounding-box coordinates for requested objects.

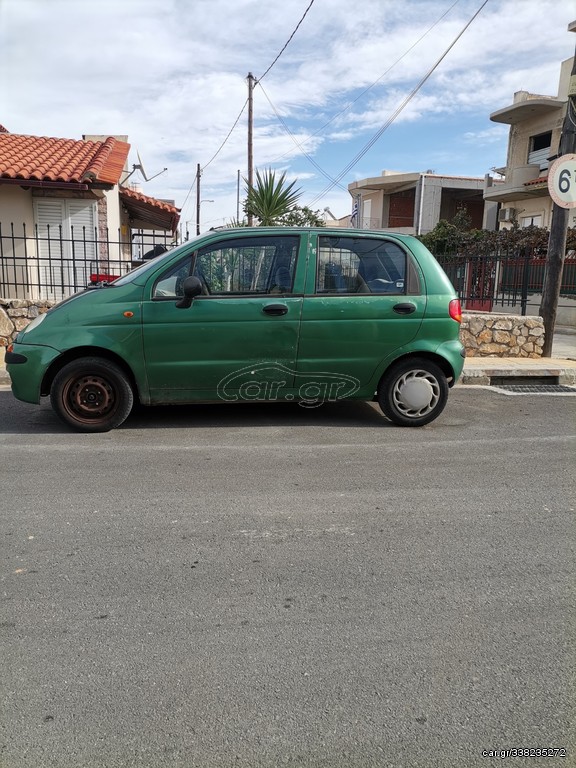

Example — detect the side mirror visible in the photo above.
[176,276,203,309]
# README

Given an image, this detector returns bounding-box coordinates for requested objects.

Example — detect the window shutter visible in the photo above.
[33,200,66,300]
[33,199,97,299]
[69,200,95,241]
[68,201,96,287]
[34,200,65,256]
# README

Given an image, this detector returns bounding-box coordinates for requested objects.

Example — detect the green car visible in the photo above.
[6,228,465,432]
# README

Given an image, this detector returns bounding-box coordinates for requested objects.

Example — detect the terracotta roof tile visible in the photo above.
[119,185,180,232]
[0,133,130,186]
[524,175,548,187]
[120,185,179,214]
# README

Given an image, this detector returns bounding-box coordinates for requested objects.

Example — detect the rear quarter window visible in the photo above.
[316,236,421,295]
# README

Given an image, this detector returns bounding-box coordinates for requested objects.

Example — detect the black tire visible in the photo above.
[378,358,449,427]
[50,357,134,432]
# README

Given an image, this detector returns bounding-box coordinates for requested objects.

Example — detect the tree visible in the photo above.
[452,205,473,233]
[419,219,463,255]
[277,205,325,227]
[244,169,302,225]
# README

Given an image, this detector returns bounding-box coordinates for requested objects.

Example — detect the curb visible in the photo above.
[459,358,576,386]
[459,369,576,386]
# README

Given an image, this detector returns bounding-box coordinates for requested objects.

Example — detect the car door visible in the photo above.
[141,232,306,403]
[296,233,427,389]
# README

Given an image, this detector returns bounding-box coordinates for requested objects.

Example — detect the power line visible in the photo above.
[258,0,316,82]
[257,81,347,191]
[201,0,314,175]
[204,98,249,171]
[248,0,463,211]
[182,0,316,219]
[270,0,462,165]
[180,98,248,217]
[307,0,490,208]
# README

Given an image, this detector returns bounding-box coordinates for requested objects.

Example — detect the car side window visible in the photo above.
[193,235,299,295]
[151,235,300,299]
[153,257,193,298]
[316,236,409,294]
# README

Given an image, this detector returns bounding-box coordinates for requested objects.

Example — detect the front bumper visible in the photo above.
[6,343,61,404]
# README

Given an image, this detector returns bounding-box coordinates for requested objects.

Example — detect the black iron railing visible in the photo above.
[2,224,575,311]
[435,248,576,314]
[0,223,174,301]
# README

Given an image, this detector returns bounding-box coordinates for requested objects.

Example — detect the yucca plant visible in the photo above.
[244,168,302,226]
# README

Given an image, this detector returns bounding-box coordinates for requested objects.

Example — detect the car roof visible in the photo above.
[212,226,418,243]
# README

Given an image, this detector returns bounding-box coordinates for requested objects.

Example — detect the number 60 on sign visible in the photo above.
[548,154,576,208]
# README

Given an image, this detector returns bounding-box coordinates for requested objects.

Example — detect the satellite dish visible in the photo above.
[122,150,168,185]
[136,150,147,180]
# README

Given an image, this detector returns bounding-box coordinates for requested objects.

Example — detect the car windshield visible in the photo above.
[112,240,198,287]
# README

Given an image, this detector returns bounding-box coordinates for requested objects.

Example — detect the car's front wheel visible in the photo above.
[378,358,449,427]
[50,357,134,432]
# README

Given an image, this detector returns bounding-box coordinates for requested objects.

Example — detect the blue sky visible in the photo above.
[1,0,575,230]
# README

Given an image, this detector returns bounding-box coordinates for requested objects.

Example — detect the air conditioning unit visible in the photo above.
[498,207,516,222]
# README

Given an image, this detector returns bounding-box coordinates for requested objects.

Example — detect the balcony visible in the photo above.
[484,164,549,203]
[490,95,565,125]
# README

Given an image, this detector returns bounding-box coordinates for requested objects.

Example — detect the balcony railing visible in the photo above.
[527,146,551,170]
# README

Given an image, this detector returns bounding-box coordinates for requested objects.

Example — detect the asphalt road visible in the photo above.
[1,387,575,768]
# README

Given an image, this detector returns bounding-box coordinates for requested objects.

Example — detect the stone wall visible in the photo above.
[0,299,54,346]
[461,313,544,358]
[0,298,545,358]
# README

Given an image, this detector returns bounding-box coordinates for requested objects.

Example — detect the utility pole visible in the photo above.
[247,72,255,226]
[195,163,201,235]
[237,169,241,222]
[540,24,576,356]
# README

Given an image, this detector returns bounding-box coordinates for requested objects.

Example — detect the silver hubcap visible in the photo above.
[393,369,440,418]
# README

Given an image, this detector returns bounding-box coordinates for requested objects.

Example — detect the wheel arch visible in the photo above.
[40,347,140,401]
[376,350,456,398]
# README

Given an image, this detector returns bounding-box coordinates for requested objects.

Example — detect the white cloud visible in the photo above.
[463,126,509,144]
[0,0,574,224]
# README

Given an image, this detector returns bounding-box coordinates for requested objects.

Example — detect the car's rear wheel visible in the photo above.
[50,357,133,432]
[378,358,449,427]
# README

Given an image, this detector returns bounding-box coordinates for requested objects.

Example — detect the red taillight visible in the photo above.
[449,299,462,323]
[7,343,14,353]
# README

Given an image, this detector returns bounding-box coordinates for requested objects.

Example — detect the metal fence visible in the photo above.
[0,223,174,301]
[2,224,576,311]
[435,248,576,314]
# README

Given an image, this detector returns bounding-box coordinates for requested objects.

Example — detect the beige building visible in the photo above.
[348,170,499,235]
[484,56,575,229]
[0,129,179,300]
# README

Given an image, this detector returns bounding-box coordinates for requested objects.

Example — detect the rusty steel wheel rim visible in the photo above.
[62,373,117,423]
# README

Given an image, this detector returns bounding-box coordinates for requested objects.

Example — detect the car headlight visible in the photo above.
[21,312,47,335]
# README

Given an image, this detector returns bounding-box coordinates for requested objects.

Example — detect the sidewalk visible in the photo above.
[1,330,575,388]
[459,326,576,386]
[460,355,576,386]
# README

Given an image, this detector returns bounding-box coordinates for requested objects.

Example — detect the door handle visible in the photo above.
[263,303,288,316]
[393,302,417,315]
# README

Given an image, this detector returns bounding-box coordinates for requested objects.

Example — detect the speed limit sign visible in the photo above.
[548,154,576,208]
